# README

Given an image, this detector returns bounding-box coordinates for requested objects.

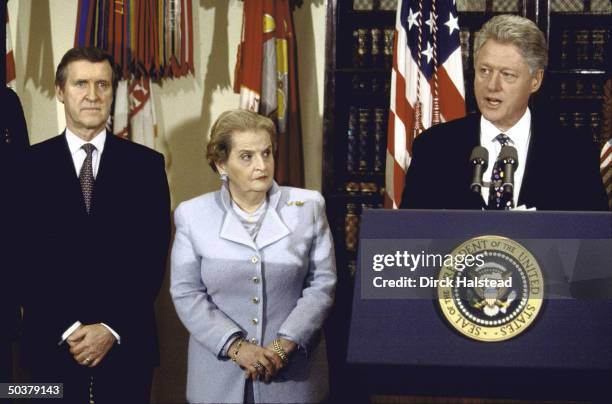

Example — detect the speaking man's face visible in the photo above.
[56,60,113,141]
[474,39,543,132]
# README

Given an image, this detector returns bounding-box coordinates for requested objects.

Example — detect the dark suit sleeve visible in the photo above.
[0,158,16,381]
[144,154,172,302]
[571,135,609,211]
[0,150,23,382]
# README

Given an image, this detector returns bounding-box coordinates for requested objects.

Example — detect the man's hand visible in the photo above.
[67,324,116,367]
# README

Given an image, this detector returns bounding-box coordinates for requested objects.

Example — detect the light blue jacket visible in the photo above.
[170,182,337,403]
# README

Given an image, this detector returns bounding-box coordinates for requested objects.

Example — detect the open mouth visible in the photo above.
[484,97,502,107]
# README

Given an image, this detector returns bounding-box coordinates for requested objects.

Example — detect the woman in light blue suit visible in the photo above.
[170,109,337,403]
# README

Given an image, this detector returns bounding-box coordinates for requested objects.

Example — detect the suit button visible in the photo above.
[252,318,259,325]
[251,256,259,264]
[252,276,260,284]
[250,337,258,344]
[252,297,260,304]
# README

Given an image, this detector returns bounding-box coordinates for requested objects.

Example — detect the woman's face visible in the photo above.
[217,130,275,199]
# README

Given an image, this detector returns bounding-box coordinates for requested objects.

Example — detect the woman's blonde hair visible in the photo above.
[206,109,277,172]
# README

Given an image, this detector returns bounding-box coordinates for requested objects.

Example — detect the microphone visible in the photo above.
[469,146,489,193]
[499,145,518,198]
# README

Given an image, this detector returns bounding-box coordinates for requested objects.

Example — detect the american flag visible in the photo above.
[601,138,612,210]
[385,0,466,208]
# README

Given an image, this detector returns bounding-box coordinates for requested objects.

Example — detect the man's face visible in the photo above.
[474,39,543,132]
[56,60,113,140]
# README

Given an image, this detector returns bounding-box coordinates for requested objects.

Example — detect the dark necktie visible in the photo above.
[79,143,96,214]
[488,133,513,210]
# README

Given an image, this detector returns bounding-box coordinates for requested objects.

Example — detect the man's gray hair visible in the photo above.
[473,14,548,75]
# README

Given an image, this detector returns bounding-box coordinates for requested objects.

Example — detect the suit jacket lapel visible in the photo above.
[55,133,88,215]
[94,131,117,190]
[218,182,291,250]
[256,183,290,249]
[88,132,119,216]
[219,183,257,250]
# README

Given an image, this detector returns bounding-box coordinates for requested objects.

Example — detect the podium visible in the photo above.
[347,210,612,401]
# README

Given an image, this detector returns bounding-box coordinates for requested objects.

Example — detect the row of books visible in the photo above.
[344,202,383,253]
[351,74,391,95]
[347,107,388,175]
[554,28,608,70]
[456,0,611,13]
[352,0,397,11]
[555,78,606,99]
[352,0,611,16]
[558,111,604,137]
[352,27,395,69]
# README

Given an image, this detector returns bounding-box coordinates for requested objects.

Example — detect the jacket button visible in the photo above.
[252,276,260,284]
[252,297,260,304]
[251,256,259,264]
[250,337,258,344]
[252,318,259,325]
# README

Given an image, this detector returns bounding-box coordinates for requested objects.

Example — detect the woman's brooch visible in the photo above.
[286,201,304,206]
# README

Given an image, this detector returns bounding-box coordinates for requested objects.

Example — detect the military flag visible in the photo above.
[75,0,193,79]
[234,0,304,187]
[113,77,161,152]
[5,2,15,89]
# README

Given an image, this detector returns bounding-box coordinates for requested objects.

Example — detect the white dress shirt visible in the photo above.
[480,108,531,207]
[65,128,106,178]
[60,128,121,344]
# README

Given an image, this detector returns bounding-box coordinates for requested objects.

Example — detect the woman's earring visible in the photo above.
[219,172,228,182]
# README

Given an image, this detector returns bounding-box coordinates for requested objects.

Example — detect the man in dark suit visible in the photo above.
[0,87,29,382]
[400,15,608,211]
[21,47,170,403]
[0,149,19,383]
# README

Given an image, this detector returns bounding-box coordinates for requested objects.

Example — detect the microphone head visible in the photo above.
[500,145,519,168]
[470,146,489,170]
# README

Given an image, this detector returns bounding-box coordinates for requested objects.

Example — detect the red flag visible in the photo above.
[385,0,466,208]
[5,3,15,88]
[234,0,304,187]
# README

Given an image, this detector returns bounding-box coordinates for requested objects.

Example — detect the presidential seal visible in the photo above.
[437,236,544,342]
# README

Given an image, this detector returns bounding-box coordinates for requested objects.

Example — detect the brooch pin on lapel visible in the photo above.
[286,201,305,207]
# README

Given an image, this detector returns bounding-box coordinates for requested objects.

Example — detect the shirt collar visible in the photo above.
[65,127,107,156]
[480,108,531,146]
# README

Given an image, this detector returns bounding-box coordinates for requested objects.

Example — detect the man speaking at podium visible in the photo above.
[399,14,608,211]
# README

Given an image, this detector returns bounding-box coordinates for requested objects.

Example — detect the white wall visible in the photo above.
[8,1,327,402]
